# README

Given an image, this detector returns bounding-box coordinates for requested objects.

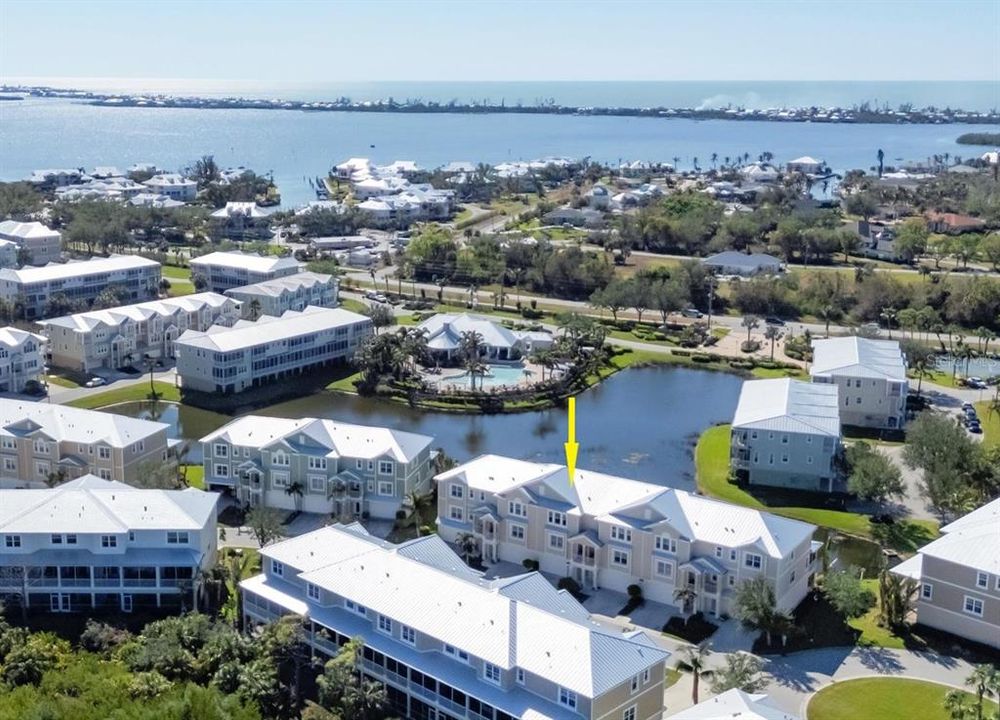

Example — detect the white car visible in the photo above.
[85,377,106,388]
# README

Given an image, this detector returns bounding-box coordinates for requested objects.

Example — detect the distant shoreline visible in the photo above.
[957,132,1000,146]
[4,84,998,125]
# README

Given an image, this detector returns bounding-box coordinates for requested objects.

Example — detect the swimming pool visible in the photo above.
[437,364,529,389]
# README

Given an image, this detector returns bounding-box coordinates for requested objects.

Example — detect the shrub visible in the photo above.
[394,509,407,521]
[627,584,642,599]
[522,558,540,571]
[521,307,543,319]
[741,340,762,353]
[557,576,582,596]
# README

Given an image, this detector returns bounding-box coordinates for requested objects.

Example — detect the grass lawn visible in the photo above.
[974,401,999,448]
[695,425,938,550]
[67,381,180,409]
[807,678,994,720]
[161,265,192,280]
[182,464,205,489]
[913,368,961,389]
[664,667,683,689]
[339,297,370,314]
[848,579,905,648]
[750,366,807,380]
[45,374,80,388]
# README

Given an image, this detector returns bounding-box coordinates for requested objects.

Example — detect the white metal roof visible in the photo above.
[703,251,782,269]
[39,293,236,332]
[905,498,1000,575]
[0,255,159,284]
[732,378,841,436]
[176,306,369,353]
[0,325,45,349]
[0,220,61,240]
[810,336,907,381]
[666,689,800,720]
[417,313,527,351]
[225,272,334,299]
[0,475,218,534]
[0,399,168,448]
[201,414,432,463]
[263,524,668,696]
[189,251,302,274]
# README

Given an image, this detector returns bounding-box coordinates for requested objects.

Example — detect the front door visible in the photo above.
[50,593,70,612]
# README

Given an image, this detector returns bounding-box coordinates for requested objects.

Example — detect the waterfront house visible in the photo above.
[702,251,782,277]
[740,163,780,183]
[809,336,908,429]
[200,416,433,519]
[0,220,62,265]
[0,399,171,486]
[189,251,303,294]
[26,169,84,190]
[209,202,274,241]
[666,689,800,719]
[174,305,372,394]
[0,476,218,614]
[242,522,671,720]
[892,498,1000,649]
[0,327,46,393]
[416,313,553,363]
[334,157,375,181]
[225,272,338,318]
[143,173,198,202]
[0,255,162,320]
[731,379,842,492]
[436,455,817,617]
[55,176,146,203]
[40,293,242,372]
[785,156,823,174]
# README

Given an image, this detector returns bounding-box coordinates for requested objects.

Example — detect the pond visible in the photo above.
[934,354,1000,379]
[109,366,744,490]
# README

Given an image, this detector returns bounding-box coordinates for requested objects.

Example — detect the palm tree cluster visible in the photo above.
[353,327,430,389]
[945,665,1000,720]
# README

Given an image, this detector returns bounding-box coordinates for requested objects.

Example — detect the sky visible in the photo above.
[0,0,997,83]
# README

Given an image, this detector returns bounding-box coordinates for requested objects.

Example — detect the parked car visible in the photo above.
[764,316,786,326]
[85,377,106,388]
[681,308,703,318]
[372,294,388,303]
[968,421,983,434]
[961,402,975,411]
[966,377,987,389]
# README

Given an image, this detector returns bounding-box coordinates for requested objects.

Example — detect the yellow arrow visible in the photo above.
[564,396,579,486]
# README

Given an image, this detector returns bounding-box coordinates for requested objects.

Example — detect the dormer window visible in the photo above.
[610,526,631,543]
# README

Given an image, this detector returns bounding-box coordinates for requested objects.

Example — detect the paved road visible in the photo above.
[45,368,179,405]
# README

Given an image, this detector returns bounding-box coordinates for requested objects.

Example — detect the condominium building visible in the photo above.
[224,272,339,318]
[810,336,908,429]
[142,173,198,202]
[892,498,1000,649]
[242,523,671,720]
[0,476,218,613]
[200,415,433,519]
[0,399,171,486]
[175,306,372,394]
[0,327,46,393]
[209,202,274,241]
[40,293,243,372]
[437,455,817,617]
[0,220,63,265]
[189,251,303,294]
[0,255,161,320]
[730,378,842,492]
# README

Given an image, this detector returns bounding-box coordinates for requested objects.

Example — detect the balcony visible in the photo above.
[571,552,596,567]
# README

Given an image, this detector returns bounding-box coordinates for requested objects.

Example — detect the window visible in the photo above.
[367,460,374,471]
[610,526,632,543]
[51,534,62,545]
[655,560,673,579]
[35,461,48,477]
[623,707,636,720]
[642,668,650,684]
[964,596,984,617]
[745,553,762,569]
[378,460,394,475]
[443,644,469,663]
[166,531,189,545]
[3,457,16,472]
[449,506,464,522]
[729,575,736,587]
[559,688,577,710]
[781,434,789,444]
[356,459,363,470]
[214,464,230,478]
[921,583,933,600]
[307,583,321,601]
[655,536,677,553]
[1,438,15,450]
[98,469,112,480]
[977,572,989,589]
[516,668,525,685]
[270,560,284,577]
[309,474,326,492]
[509,524,525,541]
[271,471,290,489]
[345,599,366,616]
[214,443,229,458]
[378,481,394,496]
[548,533,565,551]
[101,535,117,548]
[308,456,327,471]
[401,625,416,645]
[33,439,50,454]
[547,510,567,527]
[508,501,526,517]
[611,549,630,567]
[377,615,392,634]
[730,549,737,561]
[4,535,19,548]
[715,546,723,558]
[630,675,639,693]
[98,446,111,460]
[450,484,465,499]
[790,571,796,584]
[66,534,77,545]
[484,662,501,684]
[272,452,289,467]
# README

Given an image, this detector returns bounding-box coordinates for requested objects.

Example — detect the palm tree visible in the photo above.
[764,325,782,360]
[880,306,898,339]
[404,490,435,537]
[459,330,486,391]
[249,299,262,321]
[741,315,760,344]
[284,480,305,513]
[455,532,478,565]
[965,664,1000,720]
[683,643,711,705]
[674,585,698,617]
[945,689,971,720]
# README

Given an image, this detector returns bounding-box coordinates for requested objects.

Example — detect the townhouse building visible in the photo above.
[0,255,162,320]
[437,456,817,617]
[0,220,63,265]
[174,305,372,394]
[40,293,242,372]
[0,326,46,393]
[142,173,198,201]
[810,336,908,429]
[200,415,433,519]
[209,202,274,241]
[730,378,842,492]
[224,271,339,318]
[242,523,671,720]
[892,498,1000,649]
[0,476,218,613]
[189,251,303,293]
[0,399,172,486]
